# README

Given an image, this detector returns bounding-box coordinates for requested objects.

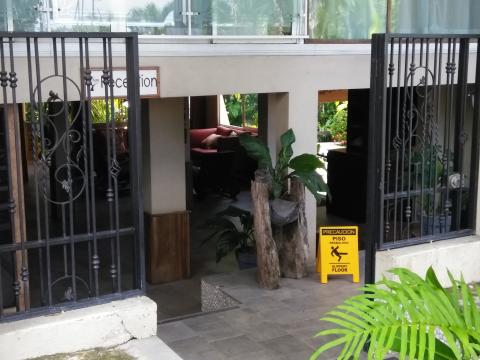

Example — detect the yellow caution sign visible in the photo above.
[317,226,359,283]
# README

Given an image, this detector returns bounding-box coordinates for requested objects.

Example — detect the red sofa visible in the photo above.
[190,125,257,196]
[190,125,252,154]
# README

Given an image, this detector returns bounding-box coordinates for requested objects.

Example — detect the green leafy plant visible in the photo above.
[318,101,348,143]
[223,93,259,128]
[90,99,129,124]
[311,267,480,360]
[200,207,255,263]
[239,129,328,201]
[325,102,348,143]
[318,101,338,129]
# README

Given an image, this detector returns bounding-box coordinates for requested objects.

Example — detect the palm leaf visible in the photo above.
[310,267,480,360]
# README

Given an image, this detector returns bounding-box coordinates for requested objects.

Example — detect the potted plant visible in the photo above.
[200,206,256,270]
[411,144,454,235]
[310,267,480,360]
[239,129,328,225]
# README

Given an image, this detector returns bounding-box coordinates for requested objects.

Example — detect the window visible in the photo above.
[391,0,480,34]
[2,0,306,37]
[308,0,387,40]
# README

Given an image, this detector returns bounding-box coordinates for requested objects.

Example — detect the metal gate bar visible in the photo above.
[367,34,480,283]
[0,32,144,321]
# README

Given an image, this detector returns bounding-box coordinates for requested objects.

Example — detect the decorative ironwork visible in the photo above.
[0,33,144,322]
[368,34,480,257]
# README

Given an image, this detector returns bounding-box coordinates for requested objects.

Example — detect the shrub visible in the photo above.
[324,102,347,143]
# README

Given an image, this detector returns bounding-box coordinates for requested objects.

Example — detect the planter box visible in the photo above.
[235,251,257,270]
[422,215,452,235]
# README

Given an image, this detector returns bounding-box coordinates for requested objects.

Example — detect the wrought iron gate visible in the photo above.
[0,32,144,321]
[366,34,480,283]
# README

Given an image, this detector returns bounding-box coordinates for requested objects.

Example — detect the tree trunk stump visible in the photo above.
[251,170,280,289]
[275,179,309,279]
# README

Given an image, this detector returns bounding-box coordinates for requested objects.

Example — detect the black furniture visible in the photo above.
[325,89,369,223]
[326,148,366,222]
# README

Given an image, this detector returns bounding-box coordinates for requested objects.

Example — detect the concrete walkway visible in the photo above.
[157,260,364,360]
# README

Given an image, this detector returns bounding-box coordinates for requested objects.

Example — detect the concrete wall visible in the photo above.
[375,236,480,286]
[0,296,157,360]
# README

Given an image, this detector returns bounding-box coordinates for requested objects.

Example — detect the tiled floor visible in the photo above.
[157,256,365,360]
[147,194,239,320]
[148,196,365,321]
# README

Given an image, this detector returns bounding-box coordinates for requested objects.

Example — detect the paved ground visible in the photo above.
[147,198,366,322]
[157,258,365,360]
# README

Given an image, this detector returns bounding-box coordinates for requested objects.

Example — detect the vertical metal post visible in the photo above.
[126,34,145,291]
[366,33,387,284]
[453,38,469,230]
[468,39,480,231]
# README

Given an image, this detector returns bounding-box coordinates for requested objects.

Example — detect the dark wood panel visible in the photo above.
[145,211,190,284]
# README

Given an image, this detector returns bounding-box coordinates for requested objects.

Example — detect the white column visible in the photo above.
[288,88,318,264]
[144,98,186,215]
[267,92,289,165]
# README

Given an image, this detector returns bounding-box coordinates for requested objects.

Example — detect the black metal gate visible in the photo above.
[0,32,144,321]
[366,34,480,283]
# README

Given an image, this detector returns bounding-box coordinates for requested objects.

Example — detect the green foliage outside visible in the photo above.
[311,266,480,360]
[90,99,128,124]
[239,129,328,201]
[319,101,348,143]
[224,94,258,128]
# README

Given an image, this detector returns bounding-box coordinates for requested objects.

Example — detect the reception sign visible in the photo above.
[317,226,360,283]
[89,67,159,98]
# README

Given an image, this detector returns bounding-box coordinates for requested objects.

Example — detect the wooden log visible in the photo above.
[251,169,280,289]
[276,179,309,279]
[6,104,29,310]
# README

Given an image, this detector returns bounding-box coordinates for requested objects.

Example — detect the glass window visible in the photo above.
[126,2,183,35]
[212,0,297,36]
[308,0,387,40]
[2,0,304,37]
[392,0,480,34]
[1,0,40,32]
[221,94,258,128]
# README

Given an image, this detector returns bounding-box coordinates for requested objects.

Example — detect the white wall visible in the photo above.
[151,54,372,98]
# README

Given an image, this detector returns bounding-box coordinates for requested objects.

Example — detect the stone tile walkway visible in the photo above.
[157,255,365,360]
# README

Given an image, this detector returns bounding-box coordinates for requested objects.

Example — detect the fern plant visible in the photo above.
[311,267,480,360]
